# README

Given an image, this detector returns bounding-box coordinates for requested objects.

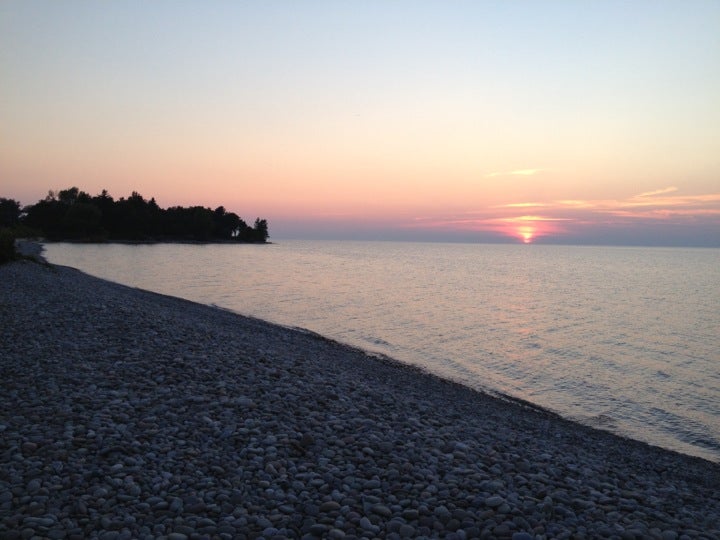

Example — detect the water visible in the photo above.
[43,240,720,462]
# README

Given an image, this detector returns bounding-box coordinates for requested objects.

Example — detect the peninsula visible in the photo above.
[5,188,268,243]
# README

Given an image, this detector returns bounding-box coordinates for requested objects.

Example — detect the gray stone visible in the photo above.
[310,524,329,535]
[359,517,378,533]
[319,500,341,513]
[485,495,505,508]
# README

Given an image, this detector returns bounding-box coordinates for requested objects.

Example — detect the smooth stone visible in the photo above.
[485,495,505,508]
[310,524,329,535]
[359,517,378,532]
[319,501,341,513]
[26,480,41,493]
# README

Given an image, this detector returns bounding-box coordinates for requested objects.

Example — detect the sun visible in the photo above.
[518,226,535,244]
[495,214,561,243]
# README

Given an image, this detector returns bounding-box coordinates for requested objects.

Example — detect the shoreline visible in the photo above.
[37,239,720,464]
[34,238,272,246]
[280,325,564,422]
[14,239,48,262]
[2,258,719,538]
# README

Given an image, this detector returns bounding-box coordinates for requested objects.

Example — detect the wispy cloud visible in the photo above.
[636,186,678,198]
[409,188,720,244]
[556,200,595,208]
[499,215,572,222]
[617,192,720,211]
[496,202,547,208]
[548,192,720,216]
[485,168,544,178]
[498,188,717,216]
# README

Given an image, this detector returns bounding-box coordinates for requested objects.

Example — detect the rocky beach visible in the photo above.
[1,256,719,539]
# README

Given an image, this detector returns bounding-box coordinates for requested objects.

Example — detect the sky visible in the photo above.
[1,1,719,246]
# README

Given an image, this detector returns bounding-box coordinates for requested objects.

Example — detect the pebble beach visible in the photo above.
[1,256,719,539]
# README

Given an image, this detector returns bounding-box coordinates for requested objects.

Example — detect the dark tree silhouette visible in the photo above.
[62,203,102,239]
[0,198,21,228]
[0,198,22,263]
[23,196,67,240]
[252,218,269,242]
[213,206,244,239]
[20,187,268,243]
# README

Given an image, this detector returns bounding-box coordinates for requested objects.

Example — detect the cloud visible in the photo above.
[636,186,678,198]
[545,192,720,217]
[495,202,547,208]
[556,200,595,208]
[618,192,720,211]
[485,169,544,178]
[499,215,572,222]
[409,188,720,245]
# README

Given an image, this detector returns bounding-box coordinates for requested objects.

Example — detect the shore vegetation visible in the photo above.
[4,187,269,245]
[0,197,40,264]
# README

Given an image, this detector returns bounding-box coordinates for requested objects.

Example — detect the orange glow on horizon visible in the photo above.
[518,226,535,243]
[498,215,564,243]
[405,213,574,242]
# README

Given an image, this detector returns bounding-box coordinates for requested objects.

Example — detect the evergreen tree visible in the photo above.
[19,187,269,243]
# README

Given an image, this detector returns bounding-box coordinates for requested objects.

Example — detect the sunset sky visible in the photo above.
[2,1,719,245]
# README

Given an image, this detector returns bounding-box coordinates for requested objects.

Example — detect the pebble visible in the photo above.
[1,259,719,539]
[319,501,340,512]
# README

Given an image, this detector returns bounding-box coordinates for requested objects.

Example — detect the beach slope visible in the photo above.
[1,259,718,539]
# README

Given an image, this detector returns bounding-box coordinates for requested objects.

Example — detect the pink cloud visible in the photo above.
[407,188,720,244]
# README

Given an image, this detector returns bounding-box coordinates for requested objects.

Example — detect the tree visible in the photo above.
[62,203,102,239]
[20,186,269,243]
[0,198,22,264]
[224,212,244,239]
[0,198,21,228]
[212,206,245,239]
[112,191,157,239]
[58,187,80,205]
[23,198,65,239]
[253,218,269,242]
[190,206,213,240]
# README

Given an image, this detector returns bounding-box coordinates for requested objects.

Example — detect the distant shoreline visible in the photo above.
[38,238,271,245]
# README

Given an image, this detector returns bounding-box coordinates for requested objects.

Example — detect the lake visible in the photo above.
[43,240,720,462]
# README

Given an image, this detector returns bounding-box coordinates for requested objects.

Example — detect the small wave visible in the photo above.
[583,413,618,429]
[363,335,392,347]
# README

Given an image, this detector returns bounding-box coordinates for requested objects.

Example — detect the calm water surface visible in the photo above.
[44,241,720,462]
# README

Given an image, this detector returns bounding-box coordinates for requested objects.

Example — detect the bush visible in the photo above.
[0,228,17,264]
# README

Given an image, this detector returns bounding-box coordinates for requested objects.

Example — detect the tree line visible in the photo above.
[0,187,268,243]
